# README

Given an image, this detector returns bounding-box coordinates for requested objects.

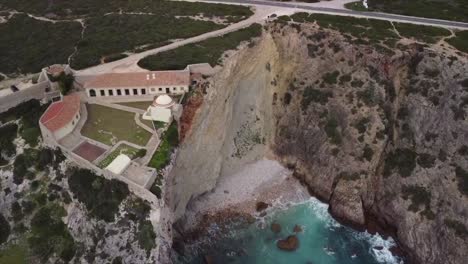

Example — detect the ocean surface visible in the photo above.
[176,198,403,264]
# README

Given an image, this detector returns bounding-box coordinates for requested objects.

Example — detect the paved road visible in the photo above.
[194,0,468,29]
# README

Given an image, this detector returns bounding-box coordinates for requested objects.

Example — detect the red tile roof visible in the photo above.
[40,94,80,132]
[84,70,190,89]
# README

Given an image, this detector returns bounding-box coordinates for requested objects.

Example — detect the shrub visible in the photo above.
[362,145,374,161]
[401,185,431,212]
[137,220,157,254]
[301,87,333,110]
[454,166,468,196]
[13,154,28,185]
[384,148,417,177]
[136,149,147,158]
[354,117,370,134]
[138,24,262,70]
[11,201,24,222]
[0,213,10,245]
[148,122,179,170]
[68,169,129,222]
[444,219,468,239]
[417,153,436,168]
[322,71,340,85]
[0,123,18,157]
[324,116,342,145]
[28,204,76,261]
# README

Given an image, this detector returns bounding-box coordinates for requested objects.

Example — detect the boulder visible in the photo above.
[276,235,299,251]
[256,201,269,212]
[271,222,281,233]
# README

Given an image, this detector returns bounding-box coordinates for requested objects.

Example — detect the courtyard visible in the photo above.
[81,104,152,147]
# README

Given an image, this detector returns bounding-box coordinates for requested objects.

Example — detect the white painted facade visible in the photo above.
[86,85,188,98]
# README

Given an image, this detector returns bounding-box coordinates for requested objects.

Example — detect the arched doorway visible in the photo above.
[89,89,96,97]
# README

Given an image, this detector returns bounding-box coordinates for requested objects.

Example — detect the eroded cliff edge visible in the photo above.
[169,19,468,264]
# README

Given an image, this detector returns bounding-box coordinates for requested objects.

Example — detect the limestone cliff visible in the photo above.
[170,20,468,264]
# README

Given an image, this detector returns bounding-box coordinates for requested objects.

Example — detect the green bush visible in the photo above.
[401,185,431,212]
[354,117,370,134]
[417,153,436,168]
[138,24,262,70]
[322,71,340,85]
[384,148,417,177]
[0,123,18,157]
[301,87,333,110]
[455,166,468,196]
[362,145,374,161]
[137,220,156,254]
[28,203,76,262]
[68,169,129,222]
[394,23,451,44]
[148,122,179,170]
[444,218,468,239]
[324,116,342,145]
[50,72,74,95]
[0,213,10,245]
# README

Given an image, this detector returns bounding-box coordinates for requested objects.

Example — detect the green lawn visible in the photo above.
[117,101,152,111]
[0,240,29,264]
[81,104,151,146]
[98,144,141,168]
[148,122,179,170]
[138,23,262,70]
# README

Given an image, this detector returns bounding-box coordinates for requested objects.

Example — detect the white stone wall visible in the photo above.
[53,111,81,140]
[0,81,49,113]
[86,85,188,98]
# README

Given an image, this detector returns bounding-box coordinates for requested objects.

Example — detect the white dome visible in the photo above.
[153,95,174,107]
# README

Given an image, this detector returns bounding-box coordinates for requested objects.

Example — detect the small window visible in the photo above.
[133,88,138,95]
[109,90,114,96]
[125,89,130,95]
[100,90,105,96]
[151,88,156,92]
[141,88,146,95]
[72,121,75,125]
[158,88,162,92]
[173,87,176,91]
[117,89,122,96]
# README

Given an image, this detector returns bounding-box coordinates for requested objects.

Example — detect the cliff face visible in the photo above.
[170,21,468,264]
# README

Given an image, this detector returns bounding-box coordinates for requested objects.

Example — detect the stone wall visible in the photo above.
[0,81,49,112]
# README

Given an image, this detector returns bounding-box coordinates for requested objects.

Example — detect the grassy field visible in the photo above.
[98,144,140,168]
[394,23,451,44]
[148,122,179,170]
[117,101,153,110]
[447,30,468,53]
[81,104,151,146]
[0,240,29,264]
[366,0,468,23]
[138,23,262,70]
[71,15,226,69]
[0,14,81,74]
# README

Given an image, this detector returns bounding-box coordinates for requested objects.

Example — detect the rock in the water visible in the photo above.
[271,222,281,233]
[256,201,269,212]
[293,224,302,233]
[277,235,299,251]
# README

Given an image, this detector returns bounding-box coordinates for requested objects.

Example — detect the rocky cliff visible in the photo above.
[170,18,468,264]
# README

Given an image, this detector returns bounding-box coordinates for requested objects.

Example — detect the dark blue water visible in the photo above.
[177,198,403,264]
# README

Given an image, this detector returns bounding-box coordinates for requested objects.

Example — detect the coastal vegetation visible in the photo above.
[393,23,451,44]
[71,15,225,69]
[447,30,468,53]
[68,169,130,222]
[0,14,81,75]
[81,104,151,146]
[148,122,179,170]
[365,0,468,23]
[138,23,262,70]
[0,0,253,75]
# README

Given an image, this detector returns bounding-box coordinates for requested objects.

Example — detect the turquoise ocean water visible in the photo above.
[176,198,404,264]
